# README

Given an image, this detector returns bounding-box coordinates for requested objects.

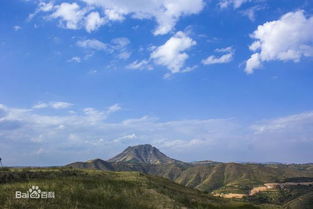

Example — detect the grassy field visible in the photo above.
[0,167,262,209]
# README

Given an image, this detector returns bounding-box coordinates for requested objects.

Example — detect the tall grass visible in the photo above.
[0,168,260,209]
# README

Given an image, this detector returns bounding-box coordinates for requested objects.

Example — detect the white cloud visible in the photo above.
[50,102,73,109]
[50,2,87,30]
[127,60,153,70]
[85,11,106,32]
[77,39,107,50]
[219,1,264,21]
[219,0,250,9]
[117,51,131,60]
[245,53,261,73]
[31,2,107,32]
[76,38,130,60]
[13,25,22,31]
[107,104,121,114]
[28,1,54,20]
[151,31,196,74]
[245,10,313,74]
[113,133,137,143]
[104,8,125,21]
[241,6,263,21]
[215,46,233,53]
[32,103,49,109]
[83,0,204,35]
[39,2,54,12]
[34,0,204,35]
[1,103,313,165]
[68,56,81,63]
[111,37,130,49]
[110,38,131,59]
[252,112,313,135]
[202,54,233,65]
[83,107,106,123]
[83,104,121,123]
[248,112,313,162]
[202,47,234,65]
[32,102,73,109]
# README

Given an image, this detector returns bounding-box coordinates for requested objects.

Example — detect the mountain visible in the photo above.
[108,144,178,164]
[67,144,313,208]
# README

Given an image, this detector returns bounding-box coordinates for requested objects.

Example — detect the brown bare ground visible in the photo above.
[213,181,313,198]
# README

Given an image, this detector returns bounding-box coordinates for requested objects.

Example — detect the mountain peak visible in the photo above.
[108,144,177,164]
[126,144,153,150]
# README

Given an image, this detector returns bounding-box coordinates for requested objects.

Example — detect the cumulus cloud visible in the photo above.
[82,0,204,35]
[30,1,105,32]
[126,32,195,76]
[50,2,87,29]
[245,10,313,74]
[85,11,106,32]
[202,47,234,65]
[32,0,204,35]
[151,31,196,74]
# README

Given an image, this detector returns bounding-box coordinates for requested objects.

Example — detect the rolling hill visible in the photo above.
[0,167,260,209]
[68,145,313,191]
[67,144,313,208]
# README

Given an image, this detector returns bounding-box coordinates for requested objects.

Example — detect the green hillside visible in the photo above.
[175,163,313,193]
[68,160,313,194]
[0,167,261,209]
[283,191,313,209]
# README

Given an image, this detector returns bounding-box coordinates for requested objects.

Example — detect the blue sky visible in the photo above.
[0,0,313,166]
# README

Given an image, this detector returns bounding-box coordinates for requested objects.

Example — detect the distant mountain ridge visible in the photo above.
[67,144,313,197]
[108,144,178,164]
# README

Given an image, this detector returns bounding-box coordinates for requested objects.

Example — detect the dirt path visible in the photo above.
[212,193,247,199]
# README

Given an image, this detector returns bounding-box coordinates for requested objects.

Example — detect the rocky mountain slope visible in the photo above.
[108,144,179,164]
